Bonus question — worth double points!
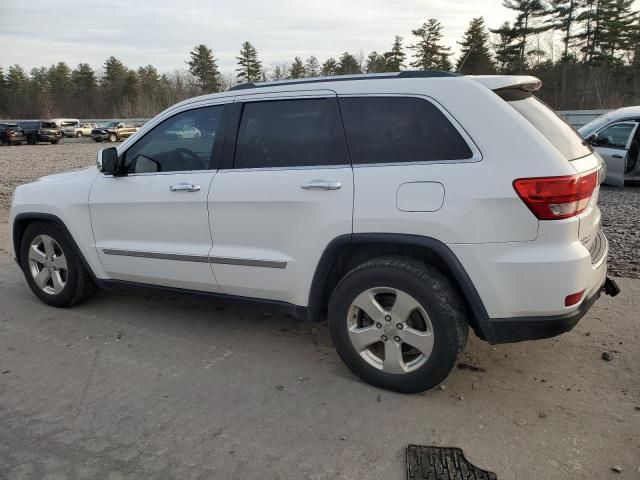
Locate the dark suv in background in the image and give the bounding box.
[0,123,27,145]
[19,121,62,144]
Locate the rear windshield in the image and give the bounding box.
[497,89,592,160]
[41,122,57,128]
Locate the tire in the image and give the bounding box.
[108,133,117,142]
[76,131,83,138]
[28,135,36,145]
[51,140,59,145]
[20,222,97,308]
[328,257,468,393]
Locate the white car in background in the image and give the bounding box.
[579,106,640,186]
[165,125,202,140]
[9,72,620,393]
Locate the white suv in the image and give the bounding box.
[9,72,619,393]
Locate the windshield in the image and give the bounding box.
[497,89,592,161]
[578,114,614,138]
[104,121,119,128]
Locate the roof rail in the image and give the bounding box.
[229,70,458,91]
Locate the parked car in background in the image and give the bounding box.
[49,118,80,131]
[0,123,27,145]
[19,120,62,144]
[91,121,138,142]
[579,106,640,186]
[165,125,202,139]
[63,122,99,138]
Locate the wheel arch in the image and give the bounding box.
[308,233,494,342]
[12,213,98,281]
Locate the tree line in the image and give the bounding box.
[1,0,638,120]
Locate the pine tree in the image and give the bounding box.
[576,0,603,64]
[102,56,127,87]
[6,65,28,116]
[384,36,407,71]
[409,19,452,71]
[547,0,582,61]
[270,64,289,81]
[187,44,221,93]
[72,63,97,117]
[456,17,495,74]
[502,0,549,72]
[336,52,362,74]
[365,52,388,73]
[236,41,262,83]
[597,0,637,62]
[289,57,306,79]
[0,67,7,116]
[305,56,320,77]
[137,65,161,91]
[492,22,521,73]
[321,57,338,76]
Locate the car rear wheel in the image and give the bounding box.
[328,257,468,393]
[20,222,97,308]
[27,135,36,145]
[51,140,59,144]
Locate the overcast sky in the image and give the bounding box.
[0,0,635,74]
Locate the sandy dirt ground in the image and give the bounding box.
[0,141,639,479]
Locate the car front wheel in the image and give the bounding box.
[108,133,117,142]
[328,257,468,393]
[20,222,97,307]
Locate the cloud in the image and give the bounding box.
[0,0,588,73]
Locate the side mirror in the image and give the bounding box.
[98,147,119,174]
[587,133,598,145]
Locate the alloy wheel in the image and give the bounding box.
[28,235,68,295]
[347,287,434,374]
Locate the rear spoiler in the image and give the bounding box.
[469,75,542,92]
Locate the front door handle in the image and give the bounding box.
[611,154,624,159]
[170,183,201,192]
[301,180,342,190]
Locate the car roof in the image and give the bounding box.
[168,72,543,113]
[605,106,640,120]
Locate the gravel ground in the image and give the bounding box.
[0,140,639,278]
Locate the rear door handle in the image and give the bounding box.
[170,183,201,192]
[611,154,624,159]
[301,180,342,190]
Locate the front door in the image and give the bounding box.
[89,103,227,292]
[593,121,639,186]
[208,92,354,306]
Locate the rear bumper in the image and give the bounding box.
[486,277,615,343]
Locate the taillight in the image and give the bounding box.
[513,170,598,220]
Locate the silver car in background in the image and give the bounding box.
[579,106,640,186]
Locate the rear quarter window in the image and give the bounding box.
[339,96,473,165]
[497,89,592,161]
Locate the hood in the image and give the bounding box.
[36,166,95,183]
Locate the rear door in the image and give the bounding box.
[208,92,353,305]
[592,121,639,186]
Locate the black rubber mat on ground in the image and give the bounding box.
[407,445,497,480]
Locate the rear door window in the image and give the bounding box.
[497,89,592,160]
[234,98,349,169]
[339,96,473,164]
